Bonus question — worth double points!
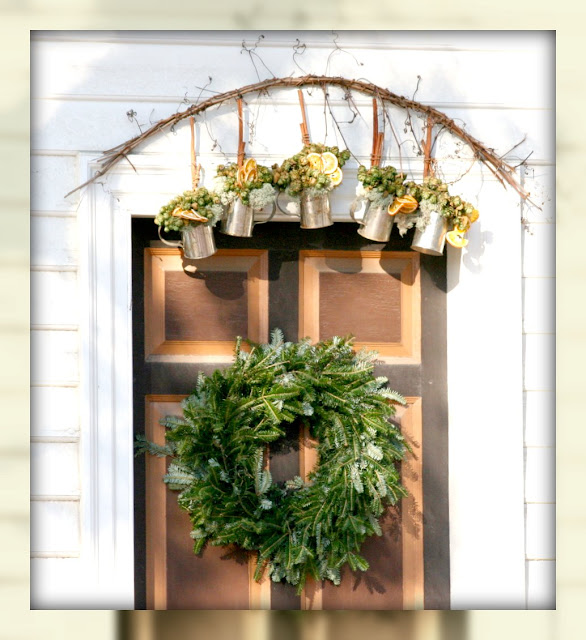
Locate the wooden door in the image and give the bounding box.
[132,220,449,610]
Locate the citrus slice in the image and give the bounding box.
[171,206,184,218]
[468,209,479,224]
[244,167,258,183]
[307,152,324,172]
[328,167,343,186]
[446,228,468,248]
[180,208,209,223]
[394,195,418,214]
[237,167,247,185]
[244,158,257,174]
[321,151,338,175]
[387,200,404,216]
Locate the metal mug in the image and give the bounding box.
[220,198,276,238]
[276,191,333,229]
[158,222,217,259]
[411,210,448,256]
[350,198,394,242]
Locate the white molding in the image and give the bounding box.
[78,154,135,608]
[446,175,526,608]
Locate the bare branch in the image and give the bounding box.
[65,74,530,201]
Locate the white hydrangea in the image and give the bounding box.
[395,201,432,237]
[248,183,277,210]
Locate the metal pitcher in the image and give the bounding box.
[220,198,276,238]
[411,210,448,256]
[277,191,333,229]
[158,222,217,259]
[350,198,394,242]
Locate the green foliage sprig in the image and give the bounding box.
[155,188,223,232]
[273,143,351,197]
[137,329,408,593]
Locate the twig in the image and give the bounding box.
[65,74,531,200]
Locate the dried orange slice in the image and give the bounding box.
[468,209,479,224]
[307,152,324,172]
[180,208,209,223]
[387,200,404,216]
[171,206,184,218]
[328,167,343,186]
[394,195,418,214]
[244,158,257,174]
[237,166,247,185]
[321,151,338,175]
[245,167,258,183]
[446,227,468,248]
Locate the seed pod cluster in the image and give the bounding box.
[272,144,351,197]
[215,162,274,205]
[402,176,479,229]
[357,165,406,198]
[155,188,221,233]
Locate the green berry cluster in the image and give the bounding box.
[357,165,406,198]
[215,162,274,205]
[272,144,350,197]
[155,188,221,233]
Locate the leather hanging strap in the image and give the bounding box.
[237,98,246,168]
[370,99,384,167]
[423,114,434,178]
[298,89,310,145]
[190,117,200,188]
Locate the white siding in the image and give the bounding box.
[522,167,556,609]
[30,31,554,609]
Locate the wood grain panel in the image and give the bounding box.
[164,270,248,341]
[145,249,268,358]
[299,250,420,364]
[319,272,401,343]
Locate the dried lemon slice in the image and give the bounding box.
[394,195,418,214]
[328,167,343,186]
[446,227,468,248]
[321,151,338,175]
[307,152,324,172]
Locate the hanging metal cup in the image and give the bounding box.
[220,198,276,238]
[350,198,394,242]
[411,210,448,256]
[276,191,333,229]
[158,222,217,259]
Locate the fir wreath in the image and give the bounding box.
[137,329,409,593]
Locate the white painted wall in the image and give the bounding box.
[30,30,554,609]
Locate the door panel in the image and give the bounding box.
[133,220,449,610]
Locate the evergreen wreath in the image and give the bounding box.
[136,329,409,593]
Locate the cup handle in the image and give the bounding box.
[252,200,277,227]
[276,191,301,218]
[349,197,364,224]
[158,225,183,248]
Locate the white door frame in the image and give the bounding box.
[77,152,526,609]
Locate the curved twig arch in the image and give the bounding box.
[66,74,529,200]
